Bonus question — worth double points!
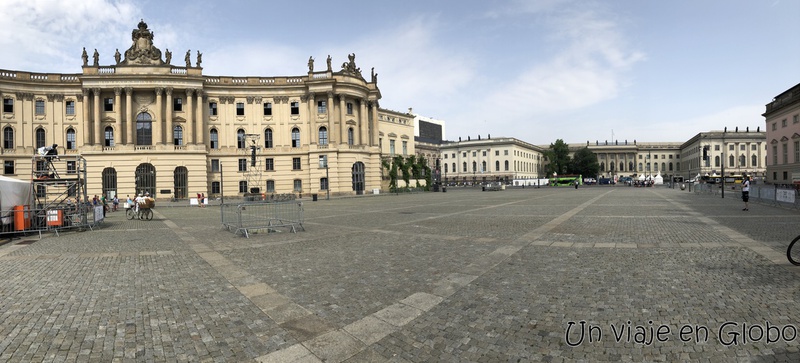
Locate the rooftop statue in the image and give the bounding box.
[340,53,363,78]
[122,20,164,65]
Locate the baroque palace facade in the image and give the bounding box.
[0,21,414,200]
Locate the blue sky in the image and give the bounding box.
[2,0,798,145]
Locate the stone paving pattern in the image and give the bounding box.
[1,186,800,362]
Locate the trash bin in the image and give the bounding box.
[312,194,318,201]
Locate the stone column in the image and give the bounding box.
[195,90,204,144]
[339,95,346,145]
[186,89,194,145]
[370,101,379,147]
[93,88,101,146]
[165,87,173,146]
[359,98,368,145]
[125,87,133,145]
[81,90,90,146]
[326,91,334,144]
[306,93,315,145]
[113,88,121,146]
[154,88,163,145]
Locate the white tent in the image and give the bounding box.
[0,176,32,224]
[654,173,664,185]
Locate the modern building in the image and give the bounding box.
[0,20,413,200]
[411,110,446,180]
[440,136,544,185]
[763,82,800,186]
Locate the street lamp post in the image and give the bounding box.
[326,155,330,200]
[721,128,726,199]
[219,162,224,204]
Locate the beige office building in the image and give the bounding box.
[0,21,412,200]
[440,136,544,184]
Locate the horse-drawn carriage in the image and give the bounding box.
[126,197,155,220]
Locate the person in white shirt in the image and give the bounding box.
[741,175,750,211]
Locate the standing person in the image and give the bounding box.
[112,196,119,212]
[197,193,202,207]
[574,179,579,189]
[200,193,206,208]
[742,174,750,211]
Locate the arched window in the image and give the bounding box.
[173,166,188,199]
[462,162,467,172]
[173,125,183,146]
[504,160,509,171]
[66,128,76,150]
[600,162,605,172]
[209,129,218,149]
[751,154,757,167]
[661,162,665,172]
[715,156,720,167]
[444,164,448,173]
[101,167,117,199]
[638,162,643,172]
[471,161,477,172]
[669,162,673,171]
[264,128,273,148]
[291,128,300,148]
[135,163,156,196]
[495,160,500,171]
[237,129,245,149]
[136,113,152,145]
[629,162,634,171]
[347,127,354,145]
[104,126,114,147]
[482,161,487,172]
[318,127,328,146]
[35,128,46,148]
[729,155,735,167]
[739,155,746,167]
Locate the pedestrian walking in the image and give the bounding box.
[200,193,206,208]
[742,174,750,211]
[112,196,119,212]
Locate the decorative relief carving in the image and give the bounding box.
[246,96,255,104]
[165,87,173,96]
[114,87,122,96]
[254,96,262,104]
[300,95,309,102]
[124,87,133,95]
[123,20,164,66]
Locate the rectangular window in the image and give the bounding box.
[209,102,217,116]
[320,177,328,190]
[495,150,499,156]
[728,145,734,151]
[104,98,113,112]
[317,100,326,114]
[263,102,272,116]
[292,157,301,170]
[236,102,245,116]
[239,181,248,193]
[238,158,247,172]
[772,122,777,131]
[266,180,275,192]
[211,181,220,194]
[293,179,302,192]
[773,145,778,165]
[66,131,76,149]
[346,102,353,115]
[2,98,12,113]
[782,119,787,127]
[504,150,508,156]
[3,160,13,175]
[66,100,75,115]
[319,155,327,168]
[482,151,487,156]
[794,114,799,124]
[795,141,799,163]
[173,97,183,112]
[402,141,408,155]
[389,140,395,155]
[211,159,220,173]
[444,154,448,159]
[291,102,299,115]
[784,171,789,180]
[472,151,476,157]
[66,161,76,174]
[35,100,45,115]
[739,144,745,151]
[783,143,788,164]
[265,158,274,171]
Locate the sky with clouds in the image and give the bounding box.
[1,0,798,145]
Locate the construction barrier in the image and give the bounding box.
[0,203,97,237]
[221,201,304,238]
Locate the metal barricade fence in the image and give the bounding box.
[692,183,800,209]
[0,203,97,238]
[221,201,304,237]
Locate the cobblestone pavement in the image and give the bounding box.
[2,186,800,362]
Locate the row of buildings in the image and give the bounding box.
[1,21,798,201]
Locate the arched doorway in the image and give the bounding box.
[135,163,156,196]
[173,166,188,199]
[352,161,365,195]
[102,167,117,199]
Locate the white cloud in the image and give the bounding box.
[0,0,138,72]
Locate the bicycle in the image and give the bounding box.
[125,206,153,221]
[787,235,800,265]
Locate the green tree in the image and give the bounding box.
[544,139,571,176]
[570,147,599,178]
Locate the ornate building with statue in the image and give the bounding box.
[0,21,414,200]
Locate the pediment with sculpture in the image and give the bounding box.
[123,20,164,66]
